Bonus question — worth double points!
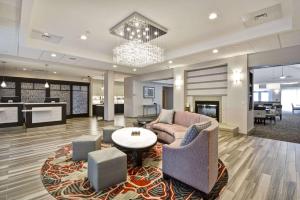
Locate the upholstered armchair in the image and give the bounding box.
[162,120,219,194]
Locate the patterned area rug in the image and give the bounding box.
[41,143,228,200]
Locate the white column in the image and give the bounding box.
[226,55,253,134]
[173,68,185,111]
[104,71,114,121]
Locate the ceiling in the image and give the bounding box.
[0,0,300,76]
[253,64,300,84]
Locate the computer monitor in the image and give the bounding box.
[44,97,60,103]
[1,96,21,103]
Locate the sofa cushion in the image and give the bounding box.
[174,111,201,127]
[158,109,174,124]
[180,121,211,146]
[152,123,186,135]
[174,131,186,139]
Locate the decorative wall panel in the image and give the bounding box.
[0,81,16,98]
[21,82,45,103]
[50,90,71,115]
[186,65,228,96]
[21,82,33,89]
[72,85,88,114]
[21,89,46,103]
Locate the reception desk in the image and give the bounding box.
[0,103,23,128]
[23,103,66,128]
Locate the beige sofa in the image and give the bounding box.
[147,111,219,194]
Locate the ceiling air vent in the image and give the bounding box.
[242,4,282,28]
[30,29,63,44]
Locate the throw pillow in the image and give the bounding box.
[180,121,211,146]
[158,109,174,124]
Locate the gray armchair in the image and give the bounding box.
[162,120,218,194]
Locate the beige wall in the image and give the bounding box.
[91,79,124,96]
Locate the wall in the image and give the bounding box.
[182,56,251,133]
[91,79,124,96]
[124,69,173,117]
[124,56,253,134]
[248,45,300,67]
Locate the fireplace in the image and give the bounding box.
[195,101,219,121]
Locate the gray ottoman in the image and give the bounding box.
[88,147,127,192]
[103,126,123,143]
[72,135,101,161]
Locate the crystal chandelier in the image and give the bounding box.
[113,40,164,67]
[111,12,167,67]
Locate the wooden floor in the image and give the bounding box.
[0,116,299,200]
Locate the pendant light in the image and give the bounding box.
[279,66,286,79]
[44,64,49,88]
[1,61,7,88]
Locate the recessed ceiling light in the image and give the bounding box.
[129,35,133,39]
[137,34,141,38]
[146,35,150,39]
[126,27,131,32]
[212,49,219,54]
[51,53,57,57]
[142,32,146,36]
[135,22,139,27]
[131,32,135,35]
[145,27,149,31]
[154,31,158,36]
[119,32,124,36]
[136,29,140,33]
[80,34,87,40]
[209,12,218,20]
[113,65,117,68]
[133,68,137,72]
[168,60,173,64]
[53,71,57,74]
[23,68,27,71]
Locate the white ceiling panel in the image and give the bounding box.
[59,55,80,65]
[18,46,42,59]
[40,51,65,62]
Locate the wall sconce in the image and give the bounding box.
[232,69,242,84]
[174,76,183,89]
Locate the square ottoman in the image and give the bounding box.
[72,135,101,161]
[88,147,127,192]
[103,126,123,143]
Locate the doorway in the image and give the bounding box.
[250,64,300,144]
[162,86,173,110]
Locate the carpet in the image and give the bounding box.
[250,112,300,144]
[41,143,228,200]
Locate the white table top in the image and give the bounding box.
[111,127,157,149]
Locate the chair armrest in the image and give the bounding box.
[145,116,160,129]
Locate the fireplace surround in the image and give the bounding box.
[195,101,219,121]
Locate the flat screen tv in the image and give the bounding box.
[1,96,21,103]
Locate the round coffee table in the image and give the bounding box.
[111,127,157,166]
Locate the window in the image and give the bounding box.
[253,92,259,102]
[261,92,269,101]
[281,87,300,111]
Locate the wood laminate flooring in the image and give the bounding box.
[0,116,299,200]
